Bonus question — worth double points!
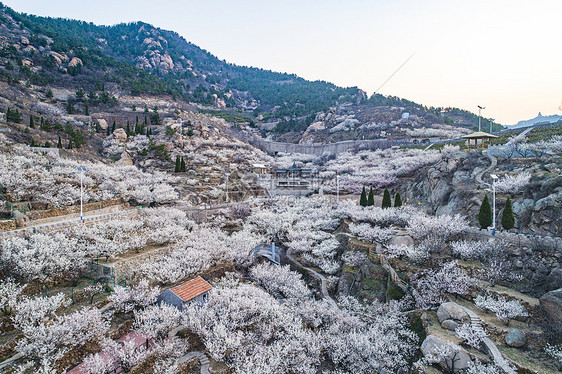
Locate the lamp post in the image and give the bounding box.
[478,105,485,132]
[336,174,340,208]
[73,166,87,221]
[491,174,498,236]
[225,172,230,205]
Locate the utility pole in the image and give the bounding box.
[73,167,87,221]
[336,174,340,208]
[225,172,230,205]
[478,105,485,132]
[491,174,498,236]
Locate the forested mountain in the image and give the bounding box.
[0,3,360,120]
[0,2,499,140]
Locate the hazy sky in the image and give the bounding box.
[5,0,562,125]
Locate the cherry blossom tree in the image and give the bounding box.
[134,303,182,341]
[250,263,311,299]
[109,279,160,313]
[474,294,528,325]
[455,323,486,349]
[413,261,472,308]
[0,278,26,319]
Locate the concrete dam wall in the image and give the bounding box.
[254,139,408,156]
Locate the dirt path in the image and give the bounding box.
[284,251,338,308]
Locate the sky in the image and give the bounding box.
[4,0,562,126]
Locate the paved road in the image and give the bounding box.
[475,151,498,188]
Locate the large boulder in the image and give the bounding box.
[116,151,133,166]
[388,233,414,247]
[545,267,562,292]
[539,288,562,325]
[112,128,128,143]
[505,328,527,348]
[421,335,472,372]
[97,119,108,131]
[441,319,460,331]
[437,302,469,325]
[68,57,83,68]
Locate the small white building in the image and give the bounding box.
[252,163,268,175]
[402,112,410,119]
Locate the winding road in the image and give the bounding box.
[475,151,498,188]
[284,251,338,308]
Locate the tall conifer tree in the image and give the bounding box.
[501,196,515,230]
[367,186,375,206]
[394,192,402,207]
[382,188,392,209]
[478,194,492,229]
[180,156,186,172]
[360,186,368,207]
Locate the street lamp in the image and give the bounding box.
[72,166,87,221]
[224,173,230,204]
[491,174,498,236]
[478,105,485,132]
[336,174,340,208]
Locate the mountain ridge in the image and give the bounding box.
[0,2,500,142]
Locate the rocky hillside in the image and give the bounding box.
[0,3,360,120]
[402,143,562,237]
[0,3,501,144]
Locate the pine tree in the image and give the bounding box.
[367,186,374,206]
[30,138,35,147]
[502,196,515,230]
[394,192,402,207]
[84,100,89,115]
[66,99,73,114]
[180,156,186,172]
[478,194,492,229]
[44,141,51,148]
[57,136,62,149]
[126,121,131,136]
[106,124,110,136]
[40,116,44,126]
[382,188,392,209]
[29,114,34,128]
[111,121,116,133]
[175,156,181,172]
[360,186,368,207]
[67,138,73,150]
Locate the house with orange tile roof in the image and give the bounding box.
[157,276,212,311]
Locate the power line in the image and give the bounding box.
[373,51,417,95]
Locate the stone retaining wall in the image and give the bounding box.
[0,220,16,232]
[26,198,123,221]
[253,139,408,156]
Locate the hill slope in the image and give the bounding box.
[0,2,500,143]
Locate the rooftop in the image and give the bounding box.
[461,131,498,139]
[170,276,213,302]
